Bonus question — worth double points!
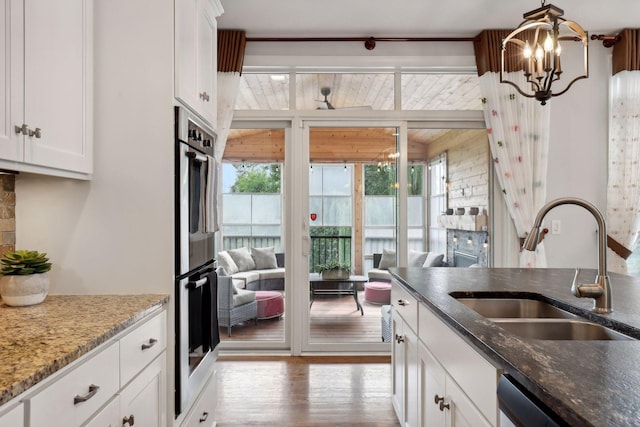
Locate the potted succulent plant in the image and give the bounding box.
[0,250,52,307]
[316,259,351,280]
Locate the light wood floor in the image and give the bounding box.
[219,292,388,343]
[216,356,400,427]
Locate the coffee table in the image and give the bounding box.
[309,273,367,315]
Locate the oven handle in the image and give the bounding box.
[186,151,208,163]
[187,277,208,290]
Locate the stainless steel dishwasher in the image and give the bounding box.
[497,375,567,427]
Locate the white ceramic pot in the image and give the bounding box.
[0,273,49,307]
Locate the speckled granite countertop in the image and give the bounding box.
[390,267,640,427]
[0,294,169,406]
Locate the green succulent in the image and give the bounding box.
[0,250,52,275]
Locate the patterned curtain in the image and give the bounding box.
[474,30,551,267]
[606,29,640,274]
[216,30,246,161]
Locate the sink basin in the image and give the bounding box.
[456,297,577,319]
[493,319,634,341]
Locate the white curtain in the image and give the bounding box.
[479,72,551,267]
[215,71,242,161]
[606,70,640,274]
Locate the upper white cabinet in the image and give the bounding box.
[0,0,93,178]
[175,0,223,130]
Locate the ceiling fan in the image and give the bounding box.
[316,87,372,110]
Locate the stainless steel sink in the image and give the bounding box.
[456,298,578,319]
[493,319,634,341]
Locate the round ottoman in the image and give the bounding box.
[364,282,391,305]
[254,291,285,319]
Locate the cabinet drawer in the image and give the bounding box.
[391,281,418,333]
[84,395,120,427]
[120,310,167,386]
[419,304,499,426]
[181,370,217,427]
[29,342,120,427]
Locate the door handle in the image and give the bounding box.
[187,277,208,290]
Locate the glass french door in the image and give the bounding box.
[293,121,404,353]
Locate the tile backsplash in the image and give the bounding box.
[0,174,16,256]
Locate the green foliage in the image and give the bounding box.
[1,250,52,275]
[231,164,281,193]
[315,259,351,273]
[364,164,423,196]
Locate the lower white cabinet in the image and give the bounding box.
[180,369,217,427]
[391,281,499,427]
[0,403,23,427]
[8,308,168,427]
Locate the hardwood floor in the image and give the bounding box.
[216,356,401,426]
[219,292,388,343]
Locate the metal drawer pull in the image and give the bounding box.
[439,401,450,411]
[434,394,444,404]
[14,124,28,135]
[199,411,209,422]
[73,384,100,404]
[141,338,158,350]
[122,414,135,426]
[29,127,42,138]
[397,299,409,306]
[395,334,404,343]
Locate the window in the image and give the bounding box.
[221,163,282,251]
[428,154,447,257]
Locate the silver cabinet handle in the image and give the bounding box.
[14,124,28,135]
[397,299,409,306]
[199,91,210,102]
[199,412,209,423]
[439,401,450,411]
[122,414,135,426]
[395,333,404,343]
[141,338,158,350]
[29,127,42,138]
[434,394,445,404]
[73,384,100,404]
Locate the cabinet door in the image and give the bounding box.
[120,352,166,427]
[84,396,120,427]
[196,1,216,127]
[175,0,199,110]
[419,342,446,426]
[447,379,491,427]
[2,0,22,161]
[0,403,23,427]
[404,325,419,427]
[22,0,92,173]
[391,314,405,424]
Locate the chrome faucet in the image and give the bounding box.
[523,197,612,313]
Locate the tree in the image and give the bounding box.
[364,164,422,196]
[231,164,281,193]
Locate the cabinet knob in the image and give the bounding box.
[199,91,210,102]
[434,394,444,404]
[199,411,209,423]
[29,127,42,138]
[439,401,450,411]
[395,333,404,343]
[397,299,409,306]
[14,124,28,135]
[122,414,135,426]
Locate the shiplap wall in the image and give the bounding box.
[426,129,489,214]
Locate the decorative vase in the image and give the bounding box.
[321,268,349,280]
[0,273,49,307]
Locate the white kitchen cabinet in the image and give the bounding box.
[0,0,93,178]
[0,403,23,427]
[391,280,500,427]
[419,342,492,427]
[175,0,223,129]
[180,370,217,427]
[12,307,168,427]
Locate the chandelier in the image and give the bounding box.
[500,2,589,105]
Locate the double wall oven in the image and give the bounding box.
[174,106,219,417]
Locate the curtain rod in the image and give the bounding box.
[245,36,478,50]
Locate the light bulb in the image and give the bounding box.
[523,41,532,59]
[543,33,554,52]
[535,44,544,60]
[556,41,562,55]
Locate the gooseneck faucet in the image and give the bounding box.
[523,197,612,314]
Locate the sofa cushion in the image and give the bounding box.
[231,271,260,286]
[256,268,285,281]
[251,246,278,270]
[424,252,444,267]
[378,249,396,270]
[228,247,256,272]
[408,250,429,267]
[217,251,239,275]
[368,268,392,282]
[233,289,256,307]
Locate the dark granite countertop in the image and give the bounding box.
[0,294,169,407]
[390,267,640,427]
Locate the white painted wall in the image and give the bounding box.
[15,0,175,295]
